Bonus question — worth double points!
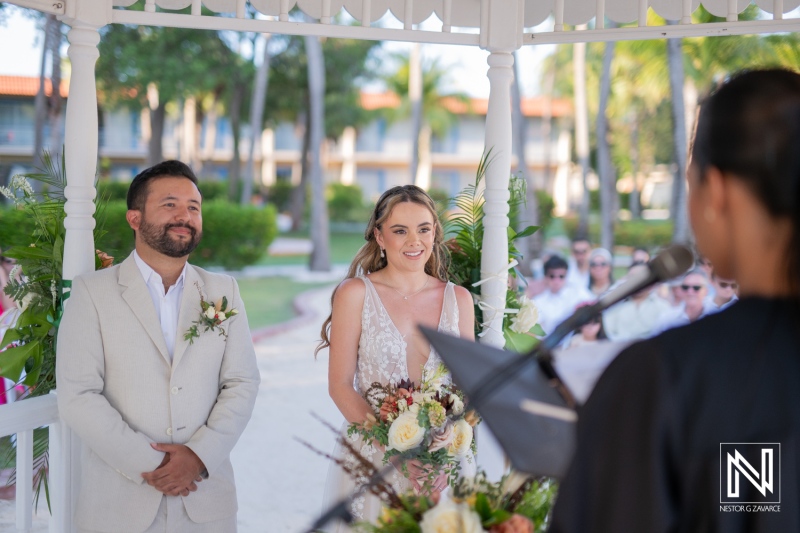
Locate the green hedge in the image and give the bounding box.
[562,217,674,248]
[0,200,278,271]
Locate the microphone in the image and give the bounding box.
[469,245,693,409]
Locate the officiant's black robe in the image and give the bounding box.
[550,298,800,533]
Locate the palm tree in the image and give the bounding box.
[305,34,331,272]
[242,33,272,206]
[596,32,617,252]
[383,52,470,189]
[511,52,541,274]
[572,34,591,237]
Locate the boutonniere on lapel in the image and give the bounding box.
[184,282,238,344]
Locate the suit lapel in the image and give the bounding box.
[118,255,171,365]
[172,264,204,371]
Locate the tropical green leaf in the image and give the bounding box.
[504,330,539,353]
[0,342,39,383]
[513,225,540,240]
[2,246,53,260]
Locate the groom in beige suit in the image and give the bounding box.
[57,160,260,532]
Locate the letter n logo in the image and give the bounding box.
[720,443,780,504]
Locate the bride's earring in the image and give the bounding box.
[380,248,385,258]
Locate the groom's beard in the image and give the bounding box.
[138,218,202,258]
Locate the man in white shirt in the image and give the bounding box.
[652,269,715,335]
[566,237,591,291]
[534,255,594,336]
[602,263,673,341]
[57,161,260,532]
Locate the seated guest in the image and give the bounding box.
[587,248,614,297]
[567,303,607,348]
[652,268,714,334]
[707,272,738,312]
[602,263,672,341]
[534,255,593,336]
[566,237,591,291]
[631,246,650,266]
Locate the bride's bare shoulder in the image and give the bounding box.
[332,277,367,308]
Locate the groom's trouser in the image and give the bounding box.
[78,495,237,533]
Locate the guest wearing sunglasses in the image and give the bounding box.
[534,255,593,337]
[566,237,592,291]
[652,269,713,334]
[707,273,738,312]
[631,247,650,266]
[587,248,614,297]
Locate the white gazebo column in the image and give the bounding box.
[61,1,109,281]
[57,4,109,532]
[477,0,524,481]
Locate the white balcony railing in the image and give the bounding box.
[0,394,75,533]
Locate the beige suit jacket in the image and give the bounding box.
[56,254,260,533]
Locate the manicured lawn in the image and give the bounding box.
[256,232,366,266]
[236,277,333,330]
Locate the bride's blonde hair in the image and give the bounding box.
[315,185,449,355]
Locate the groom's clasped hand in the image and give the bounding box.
[142,443,207,497]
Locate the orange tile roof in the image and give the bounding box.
[361,91,572,118]
[0,75,69,98]
[0,75,572,117]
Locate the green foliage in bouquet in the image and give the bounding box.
[443,151,543,351]
[355,471,559,533]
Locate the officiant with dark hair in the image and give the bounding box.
[550,69,800,532]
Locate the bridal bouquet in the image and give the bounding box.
[348,365,480,490]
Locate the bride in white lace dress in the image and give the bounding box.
[316,185,475,532]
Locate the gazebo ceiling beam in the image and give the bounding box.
[524,17,800,45]
[111,10,480,45]
[111,10,800,48]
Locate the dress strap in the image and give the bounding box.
[440,281,460,335]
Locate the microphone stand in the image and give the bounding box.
[469,302,604,411]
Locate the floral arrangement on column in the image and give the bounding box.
[443,153,545,353]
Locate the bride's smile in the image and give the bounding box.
[374,201,435,271]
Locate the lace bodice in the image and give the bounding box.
[355,276,460,394]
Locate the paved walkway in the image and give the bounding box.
[233,284,342,532]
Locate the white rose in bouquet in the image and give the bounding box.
[387,411,426,452]
[419,497,483,533]
[205,306,218,320]
[510,296,540,334]
[449,394,464,416]
[447,419,474,457]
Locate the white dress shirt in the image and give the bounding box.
[533,284,595,337]
[651,300,716,335]
[602,291,673,341]
[566,257,590,292]
[133,250,187,360]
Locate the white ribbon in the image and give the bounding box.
[471,259,520,337]
[475,299,518,338]
[471,259,519,288]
